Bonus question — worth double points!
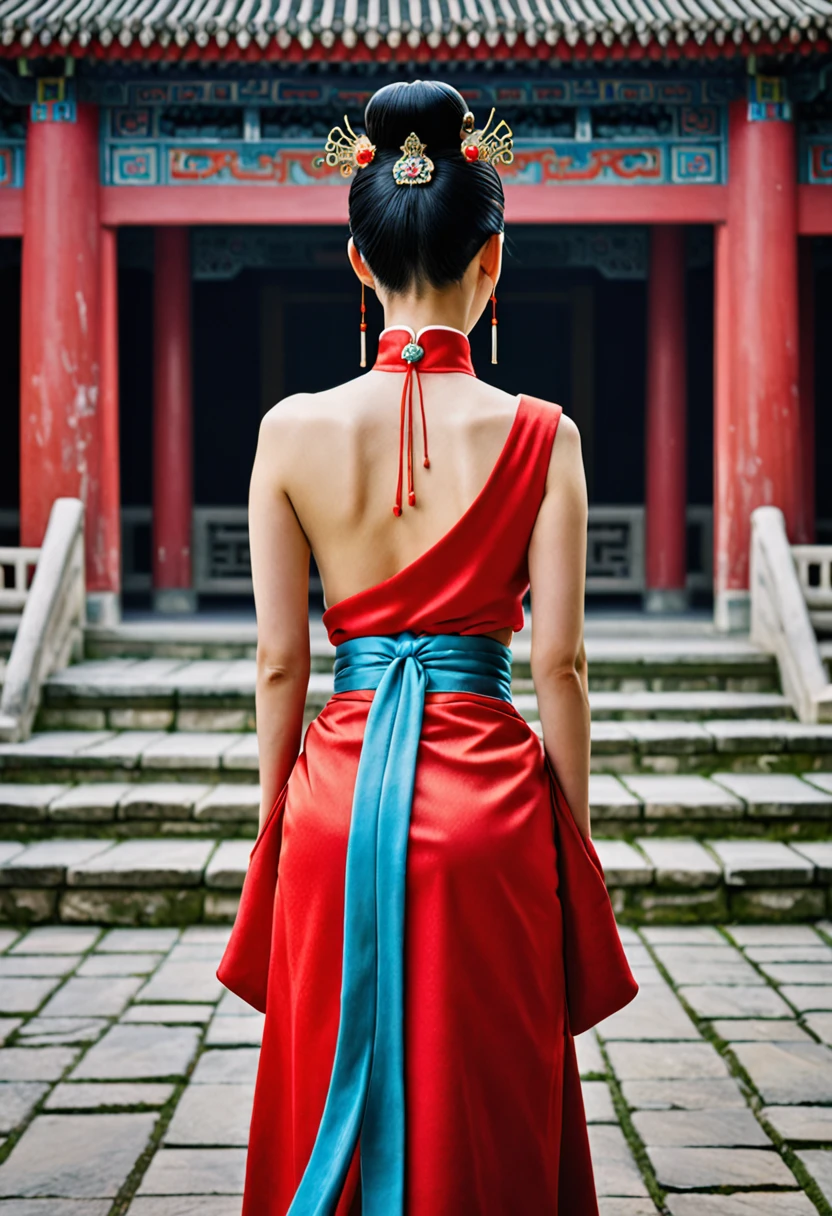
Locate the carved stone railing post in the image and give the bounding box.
[750,506,832,724]
[0,499,86,743]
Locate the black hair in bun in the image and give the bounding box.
[348,79,506,295]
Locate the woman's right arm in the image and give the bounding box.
[248,404,312,834]
[527,413,591,839]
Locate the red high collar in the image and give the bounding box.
[370,325,476,517]
[373,325,477,377]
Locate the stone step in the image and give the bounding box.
[38,664,792,731]
[2,720,831,789]
[4,773,832,841]
[2,834,832,927]
[82,622,779,691]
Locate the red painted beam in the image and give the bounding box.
[0,190,23,237]
[505,184,727,224]
[101,183,727,227]
[798,185,832,236]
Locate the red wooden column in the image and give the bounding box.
[797,238,816,544]
[20,104,108,605]
[152,227,195,613]
[98,226,121,621]
[644,225,688,612]
[714,100,800,631]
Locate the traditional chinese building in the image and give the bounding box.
[0,4,830,625]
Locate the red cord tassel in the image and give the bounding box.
[393,363,430,516]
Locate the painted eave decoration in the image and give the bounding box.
[1,0,832,58]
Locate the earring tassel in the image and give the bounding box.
[490,291,498,365]
[360,324,367,368]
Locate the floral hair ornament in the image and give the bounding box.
[313,115,376,177]
[460,108,514,167]
[392,132,435,186]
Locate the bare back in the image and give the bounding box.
[264,370,523,612]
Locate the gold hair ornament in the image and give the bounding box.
[313,115,376,177]
[460,108,514,167]
[392,132,435,186]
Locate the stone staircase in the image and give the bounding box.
[1,615,832,927]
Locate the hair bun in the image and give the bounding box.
[364,80,468,154]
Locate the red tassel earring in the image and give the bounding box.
[490,289,498,365]
[359,281,367,368]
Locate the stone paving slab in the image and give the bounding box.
[136,1148,247,1196]
[18,1016,109,1045]
[632,1107,771,1148]
[9,928,100,954]
[647,1145,796,1188]
[667,1196,816,1215]
[732,1040,832,1104]
[46,1081,175,1109]
[763,1105,832,1143]
[97,929,180,953]
[0,979,63,1014]
[163,1084,254,1146]
[0,1112,156,1198]
[71,1024,201,1080]
[780,986,832,1012]
[712,1019,811,1042]
[587,1125,650,1198]
[0,1083,49,1134]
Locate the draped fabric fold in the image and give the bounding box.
[288,632,513,1216]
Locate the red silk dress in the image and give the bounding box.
[220,324,637,1216]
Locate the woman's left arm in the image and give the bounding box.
[248,405,312,834]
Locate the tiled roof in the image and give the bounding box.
[1,0,830,52]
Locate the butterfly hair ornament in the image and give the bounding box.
[313,114,376,177]
[459,108,515,167]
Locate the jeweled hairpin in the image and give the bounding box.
[392,132,435,186]
[460,108,514,167]
[314,115,376,178]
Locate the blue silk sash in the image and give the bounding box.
[287,631,513,1216]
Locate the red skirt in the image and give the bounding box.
[241,690,598,1215]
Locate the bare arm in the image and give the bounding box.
[527,413,591,839]
[248,405,312,833]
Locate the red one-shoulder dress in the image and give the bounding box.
[218,324,637,1216]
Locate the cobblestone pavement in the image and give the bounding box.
[3,924,832,1213]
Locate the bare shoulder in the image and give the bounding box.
[547,411,585,494]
